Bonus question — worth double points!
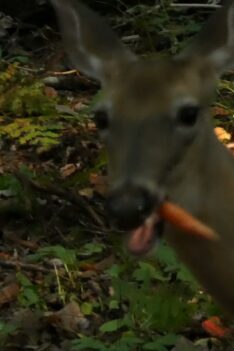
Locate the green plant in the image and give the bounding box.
[0,82,56,116]
[0,117,62,150]
[27,245,77,266]
[0,321,18,347]
[156,241,199,290]
[17,272,42,308]
[79,242,106,257]
[106,259,196,333]
[71,332,180,351]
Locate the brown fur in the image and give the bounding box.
[51,0,234,315]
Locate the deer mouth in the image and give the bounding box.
[127,212,164,255]
[126,201,218,255]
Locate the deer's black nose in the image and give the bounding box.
[107,185,155,230]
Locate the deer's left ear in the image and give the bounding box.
[208,3,234,74]
[179,1,234,76]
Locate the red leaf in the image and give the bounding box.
[202,316,231,338]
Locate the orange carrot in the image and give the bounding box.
[159,201,219,241]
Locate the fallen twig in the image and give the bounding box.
[49,69,78,76]
[6,232,39,250]
[170,3,221,9]
[122,35,140,43]
[0,259,52,273]
[15,171,106,228]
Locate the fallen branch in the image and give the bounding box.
[49,69,78,76]
[0,259,52,274]
[170,3,221,9]
[15,171,106,228]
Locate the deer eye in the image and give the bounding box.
[177,105,200,127]
[93,110,109,130]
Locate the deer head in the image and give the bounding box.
[51,0,233,232]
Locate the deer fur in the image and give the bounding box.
[51,0,234,315]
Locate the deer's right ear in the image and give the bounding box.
[51,0,136,85]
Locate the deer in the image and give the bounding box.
[50,0,234,315]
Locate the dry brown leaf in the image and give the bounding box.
[79,187,94,198]
[89,173,108,196]
[0,282,20,306]
[87,121,97,131]
[46,302,89,332]
[7,234,39,250]
[79,255,115,273]
[60,163,77,178]
[95,255,115,271]
[56,104,77,115]
[0,252,11,260]
[12,309,43,335]
[43,86,58,98]
[73,101,87,112]
[79,262,99,272]
[212,106,229,117]
[79,270,97,279]
[214,127,231,142]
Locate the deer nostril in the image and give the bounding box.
[107,186,155,230]
[137,203,144,212]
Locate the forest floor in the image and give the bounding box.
[0,2,234,351]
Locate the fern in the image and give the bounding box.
[0,117,62,150]
[0,82,56,116]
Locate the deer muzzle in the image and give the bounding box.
[107,184,164,254]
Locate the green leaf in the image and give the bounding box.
[81,302,93,315]
[0,321,18,346]
[16,272,32,287]
[144,344,167,351]
[106,264,123,278]
[72,337,107,351]
[156,241,198,288]
[109,299,119,310]
[11,56,29,63]
[0,174,22,194]
[156,241,179,272]
[80,242,105,256]
[144,334,178,350]
[110,334,143,351]
[100,319,124,333]
[0,321,17,335]
[133,262,167,284]
[27,245,76,265]
[17,273,41,308]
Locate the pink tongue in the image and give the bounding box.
[127,215,157,255]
